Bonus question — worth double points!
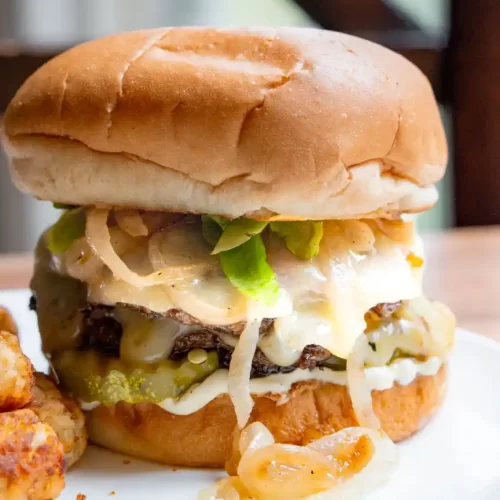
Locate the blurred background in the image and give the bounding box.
[0,0,496,253]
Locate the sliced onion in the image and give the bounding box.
[63,237,104,282]
[115,209,148,237]
[209,423,398,500]
[86,208,209,288]
[228,315,261,428]
[372,219,415,245]
[239,422,275,456]
[109,226,141,256]
[306,428,398,500]
[238,444,338,499]
[147,230,215,280]
[148,228,247,325]
[403,297,456,358]
[119,314,183,363]
[323,220,375,254]
[346,334,381,429]
[364,319,430,366]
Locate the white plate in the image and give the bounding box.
[1,288,500,499]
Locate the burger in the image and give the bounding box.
[1,27,455,468]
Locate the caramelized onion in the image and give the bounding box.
[148,228,247,325]
[63,237,104,282]
[86,208,209,288]
[201,422,398,500]
[323,220,375,254]
[372,219,415,245]
[306,427,398,499]
[239,421,274,456]
[238,444,337,498]
[228,315,261,428]
[402,297,456,358]
[346,334,381,429]
[115,209,148,237]
[364,318,430,365]
[147,230,215,280]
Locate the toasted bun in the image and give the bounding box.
[85,366,447,467]
[2,28,446,219]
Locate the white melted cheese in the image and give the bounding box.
[79,356,443,414]
[83,220,423,362]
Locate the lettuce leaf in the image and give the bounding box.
[201,216,279,305]
[201,215,223,246]
[53,202,78,210]
[47,208,86,254]
[270,221,323,260]
[211,218,268,254]
[219,235,279,305]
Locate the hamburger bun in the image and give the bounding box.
[86,366,447,468]
[2,27,446,220]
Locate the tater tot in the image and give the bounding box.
[0,409,65,500]
[27,373,88,468]
[0,331,34,411]
[0,308,17,336]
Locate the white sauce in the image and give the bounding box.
[79,357,443,414]
[82,220,424,362]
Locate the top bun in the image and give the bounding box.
[2,27,447,220]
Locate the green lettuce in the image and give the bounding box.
[201,215,223,247]
[201,216,279,305]
[47,208,86,254]
[211,218,268,254]
[270,221,323,260]
[219,235,279,305]
[53,202,78,210]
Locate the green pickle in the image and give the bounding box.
[52,349,219,406]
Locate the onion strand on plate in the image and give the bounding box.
[199,422,398,500]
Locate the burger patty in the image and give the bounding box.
[116,302,274,336]
[78,306,333,377]
[169,330,334,376]
[30,297,400,377]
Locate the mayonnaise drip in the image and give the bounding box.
[79,357,444,414]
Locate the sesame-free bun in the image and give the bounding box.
[2,28,446,220]
[85,367,447,468]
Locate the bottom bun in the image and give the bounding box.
[86,366,447,468]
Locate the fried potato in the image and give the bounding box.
[27,373,88,468]
[0,409,65,500]
[0,307,17,336]
[0,331,34,411]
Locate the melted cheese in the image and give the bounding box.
[79,356,444,414]
[80,221,422,361]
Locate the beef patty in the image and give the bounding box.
[30,297,400,377]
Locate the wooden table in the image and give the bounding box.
[0,227,498,341]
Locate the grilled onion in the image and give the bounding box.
[346,334,381,429]
[115,209,148,237]
[201,422,398,499]
[228,316,261,428]
[148,225,247,325]
[86,208,211,288]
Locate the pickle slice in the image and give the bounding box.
[52,350,219,405]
